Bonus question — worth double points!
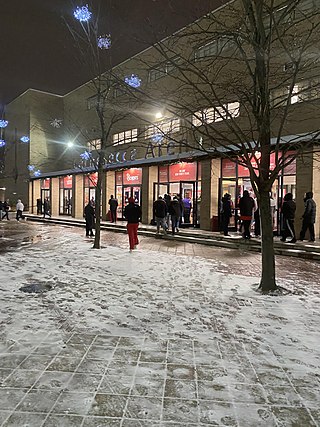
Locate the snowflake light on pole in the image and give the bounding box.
[97,34,111,49]
[124,74,141,88]
[34,170,41,177]
[80,151,91,161]
[27,165,35,172]
[50,119,63,128]
[20,136,30,143]
[0,139,5,148]
[0,120,8,128]
[73,5,92,22]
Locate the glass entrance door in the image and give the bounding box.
[221,178,237,229]
[180,182,195,226]
[124,186,141,205]
[60,189,72,216]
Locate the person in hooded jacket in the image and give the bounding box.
[153,196,168,234]
[280,193,296,243]
[124,197,142,250]
[239,190,255,239]
[169,196,182,235]
[299,191,317,242]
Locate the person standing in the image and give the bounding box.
[163,194,171,229]
[0,200,3,221]
[153,196,168,235]
[169,196,182,235]
[2,200,10,220]
[299,191,316,242]
[182,195,192,224]
[36,198,42,215]
[43,198,51,218]
[220,193,233,236]
[108,195,118,223]
[280,193,296,243]
[239,190,255,239]
[16,199,24,221]
[84,201,95,237]
[124,197,142,251]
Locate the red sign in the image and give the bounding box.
[169,162,197,182]
[116,171,123,185]
[159,166,169,183]
[221,159,236,177]
[238,153,277,177]
[41,178,50,189]
[85,173,98,187]
[123,168,142,185]
[63,175,73,188]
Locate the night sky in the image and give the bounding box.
[0,0,221,108]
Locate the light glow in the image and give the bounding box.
[73,5,92,22]
[34,170,41,177]
[0,139,5,148]
[0,120,8,128]
[20,136,30,143]
[80,151,91,161]
[97,34,111,49]
[124,74,141,88]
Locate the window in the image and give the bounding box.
[194,37,236,61]
[271,79,320,106]
[192,102,240,126]
[112,128,138,145]
[87,139,101,151]
[148,57,183,82]
[145,118,180,139]
[270,0,319,26]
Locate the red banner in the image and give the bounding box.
[85,173,98,187]
[221,159,236,177]
[63,175,73,188]
[123,168,142,185]
[159,166,169,183]
[169,162,197,182]
[41,178,50,189]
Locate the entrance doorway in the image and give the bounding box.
[60,189,72,216]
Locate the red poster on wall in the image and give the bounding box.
[85,173,98,187]
[221,159,236,177]
[169,162,197,182]
[63,175,73,188]
[159,166,169,183]
[238,153,277,177]
[123,168,142,185]
[41,178,51,189]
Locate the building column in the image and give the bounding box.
[200,158,220,231]
[312,148,320,239]
[296,151,313,237]
[141,166,157,225]
[74,175,84,219]
[104,170,115,221]
[51,178,59,217]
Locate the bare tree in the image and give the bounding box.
[129,0,320,293]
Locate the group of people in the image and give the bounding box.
[36,198,51,218]
[220,190,317,242]
[153,194,185,236]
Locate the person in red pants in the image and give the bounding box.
[124,197,142,251]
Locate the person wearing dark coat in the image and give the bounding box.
[153,196,168,234]
[43,198,51,218]
[281,193,296,243]
[163,194,171,229]
[169,196,182,235]
[239,190,255,239]
[84,201,95,237]
[2,200,10,220]
[124,197,142,250]
[108,195,118,223]
[220,193,233,236]
[299,191,317,242]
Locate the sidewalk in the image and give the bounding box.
[24,214,320,261]
[0,224,319,426]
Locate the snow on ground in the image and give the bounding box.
[0,224,319,426]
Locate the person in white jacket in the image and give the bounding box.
[16,199,24,221]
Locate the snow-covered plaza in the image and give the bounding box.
[0,221,319,426]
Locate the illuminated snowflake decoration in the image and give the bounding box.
[97,34,112,49]
[50,118,63,128]
[34,170,41,177]
[151,133,163,143]
[124,74,141,88]
[0,120,8,128]
[80,151,92,161]
[20,135,30,143]
[0,139,5,148]
[73,5,92,22]
[27,165,35,171]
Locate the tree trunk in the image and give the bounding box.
[258,189,278,293]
